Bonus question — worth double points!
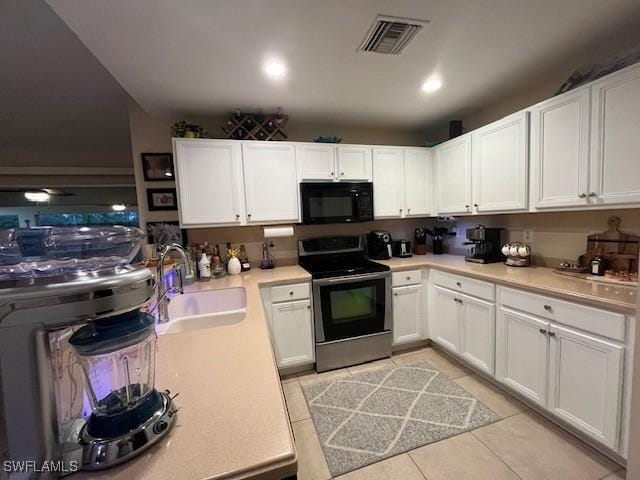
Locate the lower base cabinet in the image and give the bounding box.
[392,284,423,345]
[431,285,462,353]
[271,299,314,369]
[496,304,624,450]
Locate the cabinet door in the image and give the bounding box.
[435,134,472,215]
[496,307,549,406]
[337,145,372,181]
[173,139,244,226]
[297,144,335,181]
[590,64,640,205]
[530,88,591,209]
[242,142,299,223]
[548,324,623,449]
[472,111,529,213]
[271,299,314,368]
[404,148,433,217]
[431,286,461,353]
[460,294,495,375]
[392,284,422,345]
[372,147,404,218]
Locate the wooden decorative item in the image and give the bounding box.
[221,109,288,141]
[579,216,639,273]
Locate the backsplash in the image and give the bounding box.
[183,209,640,268]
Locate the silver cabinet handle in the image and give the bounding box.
[473,203,479,208]
[307,305,311,309]
[465,204,470,209]
[548,331,556,337]
[543,304,552,311]
[407,208,411,213]
[588,192,597,197]
[539,328,547,335]
[248,213,252,219]
[394,292,398,296]
[456,281,462,287]
[236,214,240,220]
[289,291,294,296]
[578,193,587,198]
[340,172,345,176]
[330,171,335,176]
[406,276,411,280]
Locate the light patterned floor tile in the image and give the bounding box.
[298,367,351,387]
[334,453,425,480]
[454,374,527,418]
[601,470,626,480]
[292,419,331,480]
[409,432,520,480]
[392,347,471,379]
[282,379,311,422]
[472,412,618,480]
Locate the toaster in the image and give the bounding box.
[392,240,413,258]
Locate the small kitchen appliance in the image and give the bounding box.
[0,226,176,474]
[426,227,455,255]
[464,225,506,264]
[300,182,374,224]
[298,236,392,372]
[366,231,393,260]
[502,242,531,267]
[392,240,412,258]
[414,227,427,255]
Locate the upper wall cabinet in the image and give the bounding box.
[530,87,591,210]
[173,139,245,227]
[435,134,472,215]
[372,147,405,218]
[404,148,433,217]
[336,145,372,181]
[589,63,640,206]
[472,111,529,213]
[296,144,336,181]
[242,142,300,224]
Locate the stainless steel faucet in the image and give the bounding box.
[155,243,194,323]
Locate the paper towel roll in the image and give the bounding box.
[263,226,294,238]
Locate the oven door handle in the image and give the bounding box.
[313,272,389,286]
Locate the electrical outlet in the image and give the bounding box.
[523,229,534,243]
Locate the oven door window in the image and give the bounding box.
[319,279,386,342]
[302,191,355,224]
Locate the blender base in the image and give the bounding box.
[79,390,177,470]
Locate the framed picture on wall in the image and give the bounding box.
[146,221,187,247]
[141,153,174,181]
[146,188,178,211]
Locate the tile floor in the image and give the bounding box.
[282,346,627,480]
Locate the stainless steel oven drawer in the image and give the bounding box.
[315,331,392,372]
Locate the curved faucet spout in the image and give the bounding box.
[156,243,194,323]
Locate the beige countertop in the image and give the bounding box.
[375,254,637,315]
[76,266,311,480]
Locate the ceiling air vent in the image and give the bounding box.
[358,15,429,55]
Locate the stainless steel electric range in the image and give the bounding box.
[298,235,392,372]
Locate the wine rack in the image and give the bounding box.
[221,110,288,141]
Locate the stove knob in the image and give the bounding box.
[153,420,169,434]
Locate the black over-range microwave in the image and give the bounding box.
[300,182,374,224]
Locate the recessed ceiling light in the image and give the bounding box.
[24,191,50,202]
[421,76,442,93]
[111,204,126,211]
[263,59,287,79]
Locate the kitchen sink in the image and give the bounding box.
[156,287,246,335]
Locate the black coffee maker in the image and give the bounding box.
[366,231,393,259]
[464,225,506,263]
[426,227,455,254]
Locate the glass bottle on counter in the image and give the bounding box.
[239,244,251,271]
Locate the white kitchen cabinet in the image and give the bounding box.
[530,87,591,209]
[435,134,472,215]
[336,145,372,181]
[548,324,624,449]
[496,306,549,406]
[472,111,529,213]
[404,148,433,217]
[431,285,462,353]
[173,139,245,227]
[392,284,423,345]
[242,142,299,223]
[271,299,314,369]
[589,63,640,205]
[372,147,404,218]
[297,144,335,181]
[460,294,495,375]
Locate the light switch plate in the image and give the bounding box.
[523,229,534,243]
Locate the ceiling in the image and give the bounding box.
[45,0,640,128]
[0,187,137,208]
[0,0,131,151]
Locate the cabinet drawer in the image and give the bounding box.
[431,270,495,301]
[499,286,625,341]
[392,269,422,287]
[271,283,310,303]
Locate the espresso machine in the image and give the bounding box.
[0,226,177,477]
[464,225,506,263]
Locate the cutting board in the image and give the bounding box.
[579,216,639,273]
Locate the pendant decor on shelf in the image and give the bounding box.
[221,108,288,141]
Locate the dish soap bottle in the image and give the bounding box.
[198,251,211,281]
